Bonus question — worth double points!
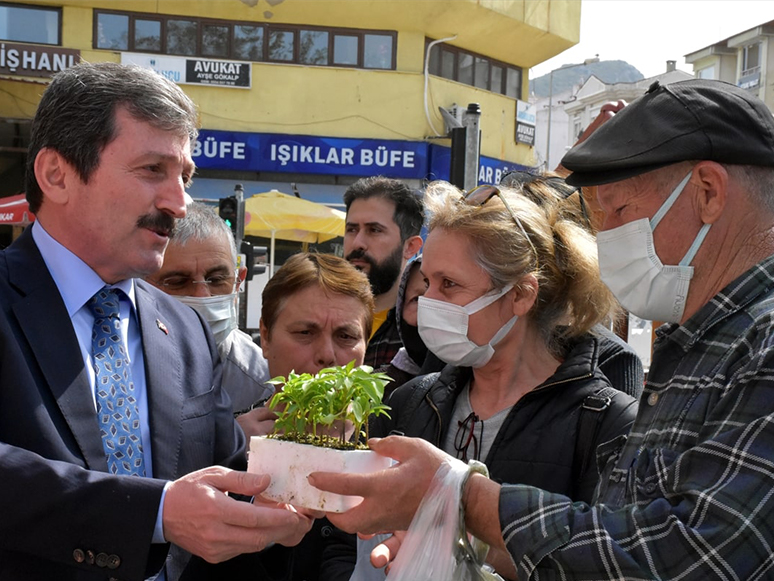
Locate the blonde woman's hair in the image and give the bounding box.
[423,179,619,353]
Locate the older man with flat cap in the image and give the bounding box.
[310,79,774,580]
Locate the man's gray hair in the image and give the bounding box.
[659,162,774,215]
[727,165,774,215]
[172,202,237,266]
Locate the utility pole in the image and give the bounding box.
[545,67,556,172]
[544,57,599,170]
[233,183,245,251]
[233,183,246,330]
[463,103,481,191]
[449,102,481,191]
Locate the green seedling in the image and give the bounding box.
[267,361,392,450]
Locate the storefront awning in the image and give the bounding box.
[0,194,35,225]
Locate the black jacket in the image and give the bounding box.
[421,323,645,399]
[374,332,637,500]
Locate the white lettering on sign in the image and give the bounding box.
[0,43,78,74]
[477,166,505,185]
[269,143,415,168]
[194,60,242,75]
[192,136,247,160]
[0,213,14,221]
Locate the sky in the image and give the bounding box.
[530,0,774,80]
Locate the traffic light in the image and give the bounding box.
[239,242,267,280]
[218,196,239,236]
[253,245,267,275]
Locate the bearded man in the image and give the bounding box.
[343,176,424,369]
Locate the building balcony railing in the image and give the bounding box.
[738,66,761,91]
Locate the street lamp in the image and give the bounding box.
[544,57,599,170]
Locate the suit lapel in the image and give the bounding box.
[6,229,107,470]
[135,281,184,480]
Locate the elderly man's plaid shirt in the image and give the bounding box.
[499,255,774,580]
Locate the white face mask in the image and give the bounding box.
[597,172,711,323]
[175,293,238,346]
[417,284,517,368]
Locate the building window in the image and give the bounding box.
[96,12,128,50]
[364,34,392,69]
[134,18,161,52]
[268,29,295,62]
[505,68,521,99]
[573,116,583,142]
[743,43,760,74]
[0,2,61,45]
[473,57,489,89]
[697,65,715,80]
[440,48,455,79]
[458,52,474,85]
[93,10,396,70]
[202,23,229,58]
[234,25,262,60]
[300,30,328,65]
[333,34,358,66]
[166,19,197,55]
[426,39,522,98]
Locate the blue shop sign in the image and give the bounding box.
[192,129,429,179]
[428,144,531,185]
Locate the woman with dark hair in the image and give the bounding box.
[236,252,375,581]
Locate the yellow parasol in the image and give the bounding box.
[244,190,346,275]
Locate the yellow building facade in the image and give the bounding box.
[0,0,580,206]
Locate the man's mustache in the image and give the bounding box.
[345,249,375,268]
[137,212,176,237]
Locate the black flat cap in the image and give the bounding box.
[561,79,774,186]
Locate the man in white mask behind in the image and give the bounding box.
[147,202,273,414]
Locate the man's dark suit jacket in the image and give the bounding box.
[0,228,249,581]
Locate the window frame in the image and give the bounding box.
[232,22,264,62]
[426,38,522,98]
[0,1,62,46]
[132,16,162,53]
[201,21,231,59]
[165,17,199,56]
[362,32,395,70]
[267,26,297,63]
[696,65,715,80]
[92,9,397,70]
[742,43,761,75]
[298,28,330,66]
[332,32,359,67]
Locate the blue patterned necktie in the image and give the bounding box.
[87,288,146,476]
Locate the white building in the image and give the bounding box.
[557,64,692,169]
[532,62,692,170]
[532,84,576,171]
[685,19,774,112]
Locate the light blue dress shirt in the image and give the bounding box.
[32,221,169,549]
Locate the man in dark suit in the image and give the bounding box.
[0,61,314,580]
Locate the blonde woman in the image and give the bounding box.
[369,178,637,579]
[321,177,638,581]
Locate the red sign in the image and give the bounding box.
[0,194,35,225]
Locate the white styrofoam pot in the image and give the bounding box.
[248,436,392,512]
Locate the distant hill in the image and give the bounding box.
[530,60,644,97]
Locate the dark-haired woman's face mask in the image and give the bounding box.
[399,318,428,367]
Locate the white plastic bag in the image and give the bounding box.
[350,534,389,581]
[384,459,503,581]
